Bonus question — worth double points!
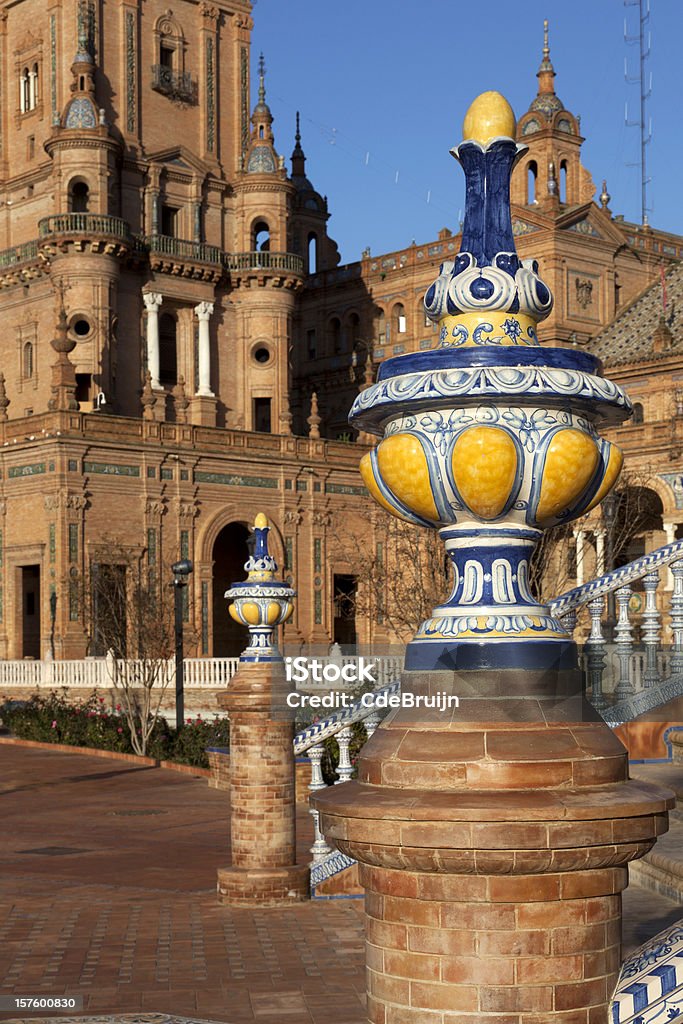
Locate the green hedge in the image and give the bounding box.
[0,691,229,767]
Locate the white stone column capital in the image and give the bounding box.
[143,291,163,312]
[194,301,214,320]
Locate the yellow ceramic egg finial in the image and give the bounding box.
[462,91,516,146]
[254,512,269,529]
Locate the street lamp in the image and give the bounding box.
[172,558,193,731]
[601,492,620,641]
[49,590,57,660]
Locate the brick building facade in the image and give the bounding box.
[0,2,681,660]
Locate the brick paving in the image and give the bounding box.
[0,745,679,1024]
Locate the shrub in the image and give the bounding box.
[0,690,229,768]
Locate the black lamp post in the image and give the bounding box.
[49,590,57,660]
[172,558,193,731]
[602,492,620,642]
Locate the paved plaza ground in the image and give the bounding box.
[0,746,680,1024]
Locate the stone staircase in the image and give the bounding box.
[629,750,683,904]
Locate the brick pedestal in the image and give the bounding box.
[216,661,309,905]
[313,668,674,1023]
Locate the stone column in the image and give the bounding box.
[664,522,677,588]
[595,527,605,575]
[315,670,673,1024]
[574,527,585,586]
[194,301,214,396]
[143,291,163,389]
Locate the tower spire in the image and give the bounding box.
[291,110,306,178]
[536,18,556,93]
[258,52,266,105]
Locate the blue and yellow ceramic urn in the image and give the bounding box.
[351,92,630,671]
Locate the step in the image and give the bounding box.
[629,763,683,902]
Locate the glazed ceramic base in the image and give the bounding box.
[404,635,578,672]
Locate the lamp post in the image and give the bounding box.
[172,559,193,730]
[49,590,57,660]
[602,491,620,641]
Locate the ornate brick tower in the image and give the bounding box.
[511,21,595,211]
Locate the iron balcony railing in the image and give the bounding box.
[144,234,222,265]
[38,214,131,240]
[0,238,40,268]
[223,250,305,274]
[151,64,196,103]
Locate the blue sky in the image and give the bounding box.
[251,0,682,265]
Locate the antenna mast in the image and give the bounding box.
[624,0,652,226]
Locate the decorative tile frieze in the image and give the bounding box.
[83,462,140,477]
[9,462,46,478]
[194,471,277,488]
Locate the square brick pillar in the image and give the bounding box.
[216,661,309,905]
[313,668,674,1023]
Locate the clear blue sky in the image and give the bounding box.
[251,0,682,265]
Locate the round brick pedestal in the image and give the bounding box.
[217,662,309,906]
[313,668,674,1023]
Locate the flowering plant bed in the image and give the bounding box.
[0,690,229,767]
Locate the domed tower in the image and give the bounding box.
[229,55,302,434]
[289,113,340,274]
[42,2,125,410]
[511,21,595,209]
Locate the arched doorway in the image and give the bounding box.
[212,522,250,656]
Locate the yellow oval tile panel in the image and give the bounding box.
[584,442,624,513]
[452,426,517,519]
[359,452,419,524]
[229,601,259,624]
[536,429,599,524]
[375,434,440,522]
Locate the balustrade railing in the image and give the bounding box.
[550,539,683,723]
[294,684,393,879]
[0,238,40,268]
[144,234,222,265]
[39,214,131,239]
[223,250,305,274]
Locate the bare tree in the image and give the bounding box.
[82,543,195,755]
[337,509,451,642]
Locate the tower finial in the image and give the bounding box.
[258,52,266,104]
[295,111,301,143]
[537,18,555,78]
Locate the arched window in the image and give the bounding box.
[632,402,644,425]
[20,67,30,113]
[70,181,90,213]
[253,220,270,252]
[329,317,342,354]
[560,160,568,204]
[307,232,318,273]
[29,63,38,109]
[347,312,360,348]
[159,313,177,386]
[23,341,33,379]
[393,302,406,335]
[527,161,538,204]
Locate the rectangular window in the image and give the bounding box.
[307,329,316,359]
[253,397,271,433]
[68,523,78,564]
[147,528,157,567]
[160,205,178,237]
[398,315,407,334]
[160,44,174,69]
